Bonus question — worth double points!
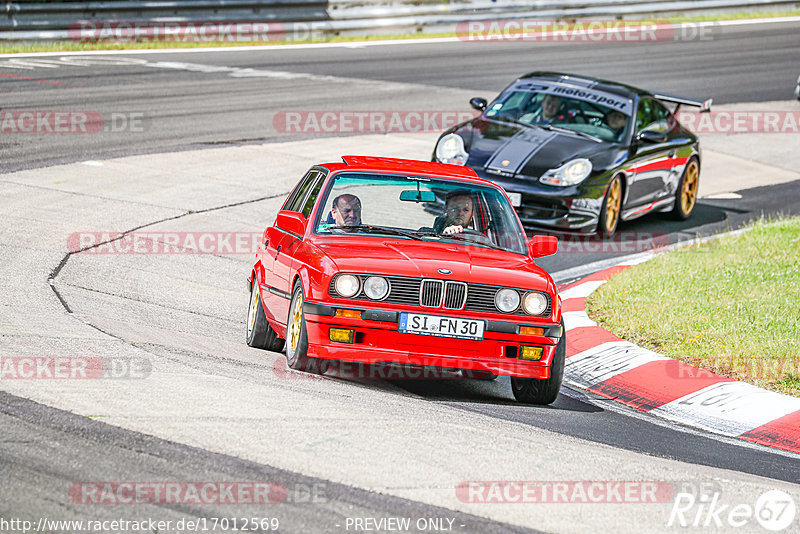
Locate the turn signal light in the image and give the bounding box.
[329,328,355,343]
[519,346,544,361]
[335,309,362,319]
[519,326,545,336]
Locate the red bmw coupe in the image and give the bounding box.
[247,156,564,404]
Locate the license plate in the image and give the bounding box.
[399,312,484,340]
[507,192,522,207]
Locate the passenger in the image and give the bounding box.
[532,94,563,125]
[435,191,474,235]
[331,194,362,226]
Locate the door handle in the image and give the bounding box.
[668,150,676,158]
[273,245,281,260]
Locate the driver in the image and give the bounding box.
[532,94,563,125]
[435,191,474,235]
[604,110,627,139]
[331,194,362,226]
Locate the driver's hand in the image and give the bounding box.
[443,225,464,235]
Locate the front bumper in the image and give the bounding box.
[302,302,562,379]
[476,169,605,233]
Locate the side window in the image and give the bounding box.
[284,170,319,212]
[636,98,673,134]
[300,173,325,217]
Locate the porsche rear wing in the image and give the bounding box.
[653,92,712,113]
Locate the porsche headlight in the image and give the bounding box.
[523,292,549,316]
[495,288,520,313]
[363,276,389,300]
[334,274,360,298]
[435,134,468,166]
[539,158,592,187]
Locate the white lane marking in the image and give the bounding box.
[562,311,596,331]
[702,192,743,200]
[650,381,800,437]
[81,160,103,166]
[1,16,799,59]
[617,254,655,266]
[565,341,668,388]
[559,280,606,300]
[0,56,149,70]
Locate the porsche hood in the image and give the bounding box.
[463,119,606,179]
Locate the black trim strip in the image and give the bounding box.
[303,302,561,337]
[263,284,291,300]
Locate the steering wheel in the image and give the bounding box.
[449,228,492,245]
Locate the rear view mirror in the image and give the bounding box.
[529,235,558,258]
[400,190,436,203]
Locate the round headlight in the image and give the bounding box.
[523,292,549,315]
[435,134,468,166]
[539,158,592,187]
[335,274,360,298]
[495,288,520,313]
[363,276,389,300]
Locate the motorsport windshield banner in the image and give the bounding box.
[517,81,634,115]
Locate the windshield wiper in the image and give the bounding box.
[538,124,602,143]
[439,233,508,252]
[332,225,426,241]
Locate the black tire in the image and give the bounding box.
[462,369,498,381]
[671,157,700,220]
[510,321,566,405]
[285,281,326,374]
[597,175,623,239]
[246,280,285,352]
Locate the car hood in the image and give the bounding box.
[314,238,553,292]
[463,118,607,178]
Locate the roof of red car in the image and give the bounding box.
[318,156,490,184]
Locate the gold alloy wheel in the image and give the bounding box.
[605,178,622,232]
[289,291,303,353]
[681,160,699,215]
[247,285,259,334]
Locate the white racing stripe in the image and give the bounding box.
[565,341,668,388]
[650,381,800,437]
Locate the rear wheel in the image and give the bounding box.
[285,281,326,374]
[246,281,285,352]
[510,322,566,405]
[598,175,622,239]
[671,157,699,220]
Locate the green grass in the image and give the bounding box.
[1,10,798,54]
[586,216,800,397]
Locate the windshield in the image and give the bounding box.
[315,173,528,255]
[485,85,633,142]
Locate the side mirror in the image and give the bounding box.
[470,97,488,112]
[529,235,558,258]
[636,130,667,144]
[275,211,308,238]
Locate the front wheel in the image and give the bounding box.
[598,175,623,239]
[246,281,285,352]
[285,281,326,374]
[671,157,699,220]
[510,321,565,405]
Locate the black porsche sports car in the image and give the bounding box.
[432,72,712,238]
